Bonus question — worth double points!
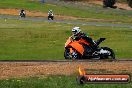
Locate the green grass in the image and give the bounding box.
[0,18,131,60]
[0,0,132,23]
[0,75,132,88]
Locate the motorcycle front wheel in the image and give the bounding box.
[64,48,81,60]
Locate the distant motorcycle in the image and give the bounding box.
[64,36,115,60]
[48,13,54,20]
[19,10,26,18]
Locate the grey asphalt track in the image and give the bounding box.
[0,59,132,62]
[0,15,132,28]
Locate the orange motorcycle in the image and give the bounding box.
[64,36,115,60]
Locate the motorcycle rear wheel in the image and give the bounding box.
[100,47,115,60]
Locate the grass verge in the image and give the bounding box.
[0,18,131,60]
[0,75,132,88]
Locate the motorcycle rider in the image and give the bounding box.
[71,27,98,52]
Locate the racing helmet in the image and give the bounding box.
[72,27,81,36]
[49,9,52,13]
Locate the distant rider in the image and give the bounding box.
[71,27,98,51]
[48,9,54,20]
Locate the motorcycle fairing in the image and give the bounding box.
[68,41,84,55]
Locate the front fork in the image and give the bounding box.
[70,48,73,54]
[68,48,73,59]
[69,48,78,59]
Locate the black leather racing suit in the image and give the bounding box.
[72,32,97,51]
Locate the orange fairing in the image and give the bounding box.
[65,36,90,55]
[69,41,84,55]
